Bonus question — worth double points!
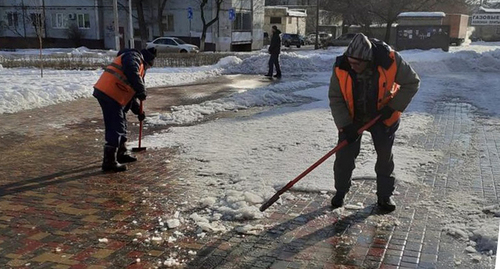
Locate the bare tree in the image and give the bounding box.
[198,0,224,52]
[158,0,169,36]
[66,23,85,47]
[326,0,474,42]
[134,0,149,48]
[368,0,464,43]
[26,0,45,77]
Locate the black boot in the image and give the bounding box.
[264,73,272,77]
[331,191,346,208]
[102,146,127,172]
[117,143,137,163]
[273,73,282,78]
[377,196,396,212]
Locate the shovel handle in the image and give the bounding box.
[259,115,381,212]
[138,100,144,148]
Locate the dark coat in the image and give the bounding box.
[93,49,146,114]
[329,39,420,128]
[268,29,282,55]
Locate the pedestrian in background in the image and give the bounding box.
[266,25,282,79]
[93,47,157,172]
[329,33,420,211]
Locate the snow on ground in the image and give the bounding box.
[0,47,236,114]
[2,43,499,259]
[140,43,500,258]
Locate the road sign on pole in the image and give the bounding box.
[229,8,236,21]
[187,7,193,20]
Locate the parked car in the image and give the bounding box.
[281,33,302,48]
[146,37,199,53]
[323,33,356,47]
[306,32,332,45]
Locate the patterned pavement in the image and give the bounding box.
[0,75,498,268]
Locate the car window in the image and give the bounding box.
[154,39,164,44]
[165,39,177,46]
[174,38,186,44]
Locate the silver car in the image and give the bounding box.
[146,37,199,53]
[323,33,356,47]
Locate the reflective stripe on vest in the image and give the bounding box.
[94,55,145,106]
[335,51,401,126]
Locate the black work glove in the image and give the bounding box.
[341,123,361,144]
[379,106,396,121]
[136,92,147,101]
[138,112,146,122]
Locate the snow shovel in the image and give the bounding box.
[259,115,382,212]
[132,100,146,152]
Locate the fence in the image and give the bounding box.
[0,52,244,70]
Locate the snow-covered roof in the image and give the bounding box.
[287,10,307,17]
[398,12,446,18]
[480,6,500,13]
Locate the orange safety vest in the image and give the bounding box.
[94,55,145,106]
[335,50,401,126]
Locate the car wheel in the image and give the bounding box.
[180,50,187,53]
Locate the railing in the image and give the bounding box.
[0,52,248,70]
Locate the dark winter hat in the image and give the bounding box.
[272,25,278,30]
[141,47,157,66]
[345,33,373,61]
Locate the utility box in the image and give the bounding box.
[397,12,451,51]
[395,25,450,52]
[443,14,469,45]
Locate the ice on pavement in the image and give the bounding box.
[2,43,499,259]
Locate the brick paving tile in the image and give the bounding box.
[1,76,498,268]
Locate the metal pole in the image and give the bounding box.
[128,0,134,48]
[315,0,319,49]
[113,0,120,51]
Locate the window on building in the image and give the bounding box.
[233,12,252,31]
[77,13,90,29]
[7,12,19,27]
[53,13,68,28]
[270,17,281,24]
[162,14,175,32]
[288,17,292,24]
[30,13,43,28]
[497,26,500,35]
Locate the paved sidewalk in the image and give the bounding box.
[0,74,498,268]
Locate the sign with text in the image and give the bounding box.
[229,8,236,21]
[471,13,500,25]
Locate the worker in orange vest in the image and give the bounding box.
[93,47,157,172]
[329,33,420,212]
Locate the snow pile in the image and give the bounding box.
[402,47,500,74]
[425,195,500,256]
[147,80,313,125]
[0,64,224,114]
[223,51,336,75]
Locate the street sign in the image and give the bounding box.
[471,13,500,25]
[229,8,236,21]
[187,7,193,20]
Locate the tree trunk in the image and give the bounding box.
[384,20,393,44]
[135,0,148,48]
[200,28,207,52]
[199,0,223,52]
[158,0,168,36]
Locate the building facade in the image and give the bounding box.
[264,6,306,35]
[0,0,265,51]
